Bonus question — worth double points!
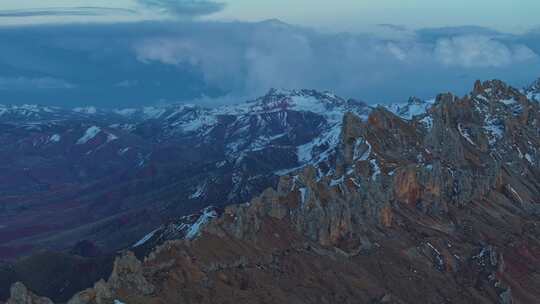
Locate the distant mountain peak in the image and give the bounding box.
[472,79,511,95]
[525,77,540,101]
[469,79,529,110]
[527,77,540,91]
[73,106,98,115]
[385,96,435,120]
[258,18,290,28]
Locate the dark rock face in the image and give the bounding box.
[0,252,114,303]
[69,241,103,258]
[8,79,539,304]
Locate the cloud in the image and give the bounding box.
[137,0,225,17]
[417,26,505,40]
[115,80,139,88]
[0,76,75,90]
[434,35,537,68]
[0,7,137,18]
[0,21,539,107]
[133,21,539,103]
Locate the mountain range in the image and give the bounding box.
[0,89,372,261]
[1,78,540,303]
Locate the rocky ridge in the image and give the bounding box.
[8,79,540,303]
[525,78,540,101]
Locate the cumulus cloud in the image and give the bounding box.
[133,21,539,102]
[0,77,75,90]
[434,35,537,68]
[134,23,406,98]
[137,0,225,17]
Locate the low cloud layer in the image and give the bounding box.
[133,22,540,103]
[434,35,537,68]
[0,21,539,107]
[0,76,75,90]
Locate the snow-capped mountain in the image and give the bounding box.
[5,80,537,263]
[0,104,75,122]
[384,96,435,120]
[0,88,370,261]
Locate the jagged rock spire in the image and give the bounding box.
[6,283,53,304]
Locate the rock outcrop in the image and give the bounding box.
[6,283,53,304]
[65,252,154,304]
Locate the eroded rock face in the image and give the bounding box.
[8,79,540,304]
[65,252,154,304]
[108,252,154,296]
[6,283,53,304]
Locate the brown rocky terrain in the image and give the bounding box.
[4,79,540,304]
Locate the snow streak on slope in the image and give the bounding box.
[77,126,101,144]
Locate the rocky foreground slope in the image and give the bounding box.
[5,79,540,304]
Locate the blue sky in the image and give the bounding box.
[215,0,540,33]
[1,0,539,32]
[0,1,539,107]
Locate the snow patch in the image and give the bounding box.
[185,208,218,240]
[142,106,167,119]
[507,185,524,204]
[370,159,381,181]
[118,147,131,156]
[299,187,307,205]
[525,153,534,164]
[297,123,341,164]
[386,97,434,120]
[114,108,137,116]
[247,133,287,152]
[501,98,517,106]
[426,242,441,255]
[77,126,101,145]
[475,94,489,102]
[73,106,97,114]
[354,138,371,161]
[189,182,207,199]
[458,123,476,146]
[330,176,344,187]
[107,133,119,143]
[49,134,61,143]
[420,116,434,130]
[177,114,217,133]
[351,178,362,188]
[483,114,504,145]
[132,228,160,247]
